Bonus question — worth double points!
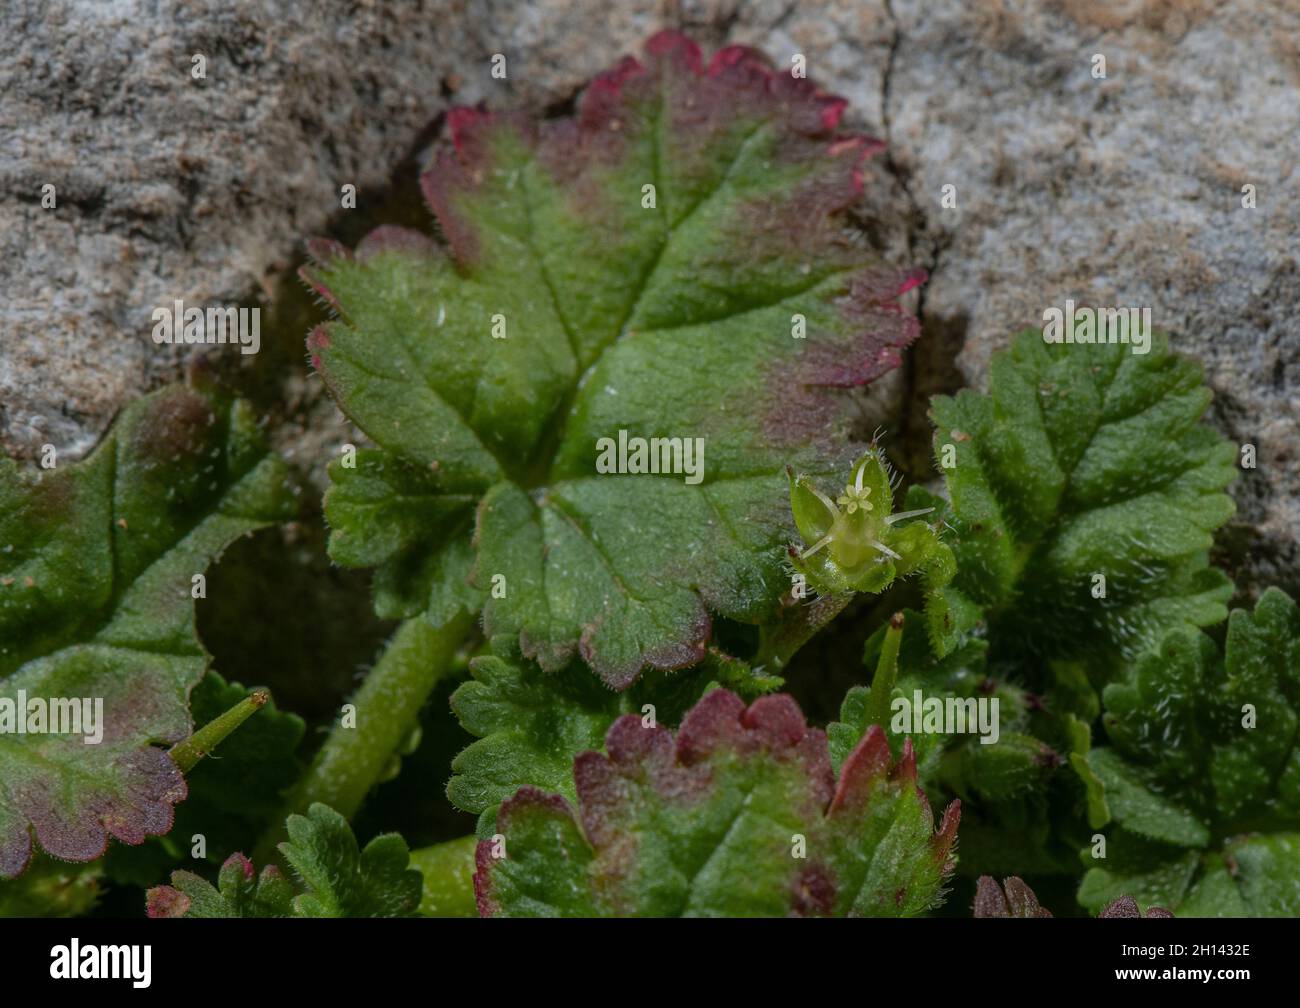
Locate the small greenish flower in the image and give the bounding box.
[836,468,874,514]
[787,446,953,598]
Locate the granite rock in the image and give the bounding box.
[2,0,1295,594]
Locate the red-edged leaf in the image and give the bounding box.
[0,378,293,877]
[308,31,921,686]
[475,688,957,916]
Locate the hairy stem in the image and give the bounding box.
[409,835,478,917]
[754,590,854,674]
[169,688,269,774]
[866,612,905,727]
[254,611,474,862]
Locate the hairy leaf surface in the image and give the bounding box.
[146,804,422,918]
[308,31,921,686]
[474,689,958,916]
[1079,589,1300,915]
[448,650,778,835]
[0,379,293,878]
[930,329,1235,669]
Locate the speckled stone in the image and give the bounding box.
[3,0,1295,594]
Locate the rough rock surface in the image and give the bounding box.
[2,0,1296,595]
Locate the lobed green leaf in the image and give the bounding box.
[1079,589,1300,915]
[0,377,294,878]
[930,328,1236,673]
[146,804,422,918]
[448,650,780,836]
[307,31,922,687]
[475,688,958,917]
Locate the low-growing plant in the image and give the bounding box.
[1,31,1293,920]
